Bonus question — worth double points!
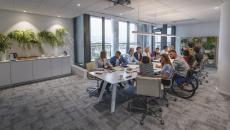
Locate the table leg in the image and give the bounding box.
[111,84,117,113]
[98,81,107,102]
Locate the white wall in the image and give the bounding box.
[175,22,220,53]
[177,22,220,37]
[0,9,74,64]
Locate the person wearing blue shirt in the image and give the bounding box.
[110,51,129,67]
[134,47,142,63]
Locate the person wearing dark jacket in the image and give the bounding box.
[134,47,142,63]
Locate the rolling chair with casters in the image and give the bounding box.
[86,62,100,96]
[128,76,164,125]
[161,79,177,107]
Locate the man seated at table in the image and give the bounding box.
[110,51,129,67]
[139,56,154,77]
[169,50,189,77]
[95,51,112,69]
[95,51,112,93]
[134,47,142,64]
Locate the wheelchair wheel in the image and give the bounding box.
[171,79,196,99]
[191,76,199,90]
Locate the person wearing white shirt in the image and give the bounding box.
[160,46,169,55]
[95,51,112,69]
[143,47,152,59]
[126,48,138,64]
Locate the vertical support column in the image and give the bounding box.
[151,25,155,52]
[83,14,91,64]
[171,26,176,49]
[102,17,105,51]
[113,20,119,54]
[218,0,230,95]
[161,24,167,50]
[127,22,130,53]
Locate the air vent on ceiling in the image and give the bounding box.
[104,4,134,14]
[110,0,131,5]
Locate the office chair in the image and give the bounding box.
[86,62,100,96]
[161,79,177,107]
[128,76,164,125]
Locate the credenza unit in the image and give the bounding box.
[0,56,71,87]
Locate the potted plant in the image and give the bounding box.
[202,42,215,53]
[0,33,11,61]
[207,53,215,64]
[8,30,43,54]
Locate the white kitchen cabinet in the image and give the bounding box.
[0,62,11,86]
[62,56,71,75]
[11,60,33,84]
[50,57,63,76]
[33,59,51,80]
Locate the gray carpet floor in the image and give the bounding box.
[0,68,230,130]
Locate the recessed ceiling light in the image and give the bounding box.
[77,3,81,7]
[57,16,61,18]
[119,13,123,16]
[23,10,27,13]
[214,6,220,10]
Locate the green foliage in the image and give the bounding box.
[0,33,11,53]
[38,31,58,48]
[38,28,66,47]
[8,30,43,53]
[208,53,214,59]
[203,37,216,50]
[55,28,66,46]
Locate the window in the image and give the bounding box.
[129,23,137,49]
[119,21,128,55]
[90,16,102,61]
[167,27,172,46]
[155,30,161,50]
[105,19,113,58]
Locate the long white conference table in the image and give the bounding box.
[89,64,161,113]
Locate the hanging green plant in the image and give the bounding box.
[55,28,66,46]
[8,30,43,53]
[0,33,11,53]
[38,31,58,48]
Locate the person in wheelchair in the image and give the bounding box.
[159,54,174,80]
[169,50,189,78]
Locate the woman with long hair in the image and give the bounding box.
[160,54,174,80]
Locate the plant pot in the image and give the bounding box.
[204,50,211,53]
[208,59,215,64]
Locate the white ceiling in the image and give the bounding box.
[0,0,223,25]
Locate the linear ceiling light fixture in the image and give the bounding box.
[132,3,178,38]
[132,31,178,37]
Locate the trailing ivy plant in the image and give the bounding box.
[55,28,66,46]
[0,33,11,53]
[38,31,58,48]
[8,30,43,53]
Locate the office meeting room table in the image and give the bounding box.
[89,64,162,113]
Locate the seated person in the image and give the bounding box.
[126,48,138,64]
[95,51,112,69]
[95,51,112,93]
[159,54,174,80]
[152,47,160,60]
[160,46,169,55]
[139,56,154,77]
[169,50,189,77]
[134,47,142,64]
[143,47,151,59]
[110,51,129,67]
[182,48,195,69]
[193,46,203,67]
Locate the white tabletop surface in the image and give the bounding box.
[89,64,161,84]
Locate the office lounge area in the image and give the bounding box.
[0,0,230,130]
